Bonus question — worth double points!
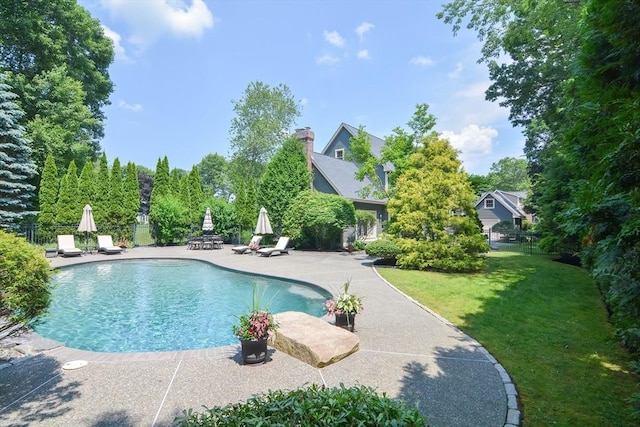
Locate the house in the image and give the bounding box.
[294,124,389,241]
[475,190,533,233]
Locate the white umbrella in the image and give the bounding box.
[254,207,273,235]
[202,207,214,232]
[77,204,97,252]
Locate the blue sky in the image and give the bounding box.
[79,0,525,175]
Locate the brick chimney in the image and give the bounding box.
[294,127,315,188]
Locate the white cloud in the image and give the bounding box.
[323,30,346,47]
[440,125,498,172]
[101,0,214,48]
[448,62,463,79]
[355,22,374,40]
[409,56,434,66]
[316,54,340,65]
[102,25,128,62]
[357,49,370,59]
[118,100,143,112]
[452,80,509,124]
[300,97,309,106]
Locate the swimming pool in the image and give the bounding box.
[35,259,331,353]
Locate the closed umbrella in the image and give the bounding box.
[77,204,97,252]
[202,207,214,232]
[254,207,273,235]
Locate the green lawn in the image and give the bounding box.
[377,251,638,426]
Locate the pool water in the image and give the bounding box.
[35,259,331,353]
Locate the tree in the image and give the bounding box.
[468,174,492,196]
[137,168,154,217]
[258,137,311,235]
[0,230,52,339]
[0,77,37,226]
[188,166,204,225]
[78,159,95,206]
[107,158,125,225]
[0,0,114,138]
[123,162,140,224]
[387,135,488,272]
[198,153,230,199]
[37,154,59,231]
[283,191,356,250]
[149,193,189,245]
[228,81,301,183]
[55,160,81,226]
[486,157,531,191]
[233,176,258,233]
[92,153,110,225]
[150,156,170,204]
[204,196,236,238]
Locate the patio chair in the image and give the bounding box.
[97,235,124,254]
[257,236,290,257]
[57,235,83,257]
[231,235,262,254]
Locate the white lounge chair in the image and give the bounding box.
[257,236,290,257]
[57,235,83,257]
[231,235,262,254]
[97,235,124,254]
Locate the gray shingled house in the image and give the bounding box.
[475,190,532,234]
[294,124,389,243]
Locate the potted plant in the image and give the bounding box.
[232,288,278,364]
[323,278,363,332]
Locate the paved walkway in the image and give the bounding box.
[0,246,518,426]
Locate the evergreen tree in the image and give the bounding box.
[188,166,204,225]
[124,162,140,224]
[179,175,192,224]
[0,77,37,226]
[37,153,59,229]
[93,152,110,225]
[78,160,95,206]
[150,156,170,203]
[107,158,125,225]
[258,137,311,235]
[55,161,81,225]
[170,168,181,196]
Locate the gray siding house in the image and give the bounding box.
[475,190,531,233]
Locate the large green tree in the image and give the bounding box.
[258,137,311,235]
[228,81,301,183]
[92,152,110,225]
[55,160,80,226]
[37,153,59,231]
[198,153,230,199]
[0,77,36,226]
[486,157,531,191]
[387,135,488,272]
[123,162,140,224]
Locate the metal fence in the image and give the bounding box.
[13,223,157,249]
[487,230,579,256]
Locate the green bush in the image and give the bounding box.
[352,239,366,251]
[149,193,189,245]
[176,384,426,426]
[395,235,488,272]
[0,230,53,336]
[365,239,401,260]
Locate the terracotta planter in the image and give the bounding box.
[240,338,268,364]
[335,313,356,332]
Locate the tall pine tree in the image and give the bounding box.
[93,152,110,225]
[107,157,125,225]
[78,160,96,206]
[37,153,59,230]
[0,77,37,226]
[55,160,81,226]
[124,162,140,224]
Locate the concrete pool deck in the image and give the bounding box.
[0,246,519,426]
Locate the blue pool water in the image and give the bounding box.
[35,259,331,353]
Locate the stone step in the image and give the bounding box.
[271,311,359,367]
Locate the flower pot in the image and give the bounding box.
[240,338,268,364]
[335,313,356,332]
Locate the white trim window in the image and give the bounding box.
[484,198,495,209]
[335,148,344,160]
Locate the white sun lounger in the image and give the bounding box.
[257,236,290,257]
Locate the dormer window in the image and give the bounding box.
[335,148,344,160]
[484,198,495,209]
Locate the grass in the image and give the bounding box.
[377,251,638,426]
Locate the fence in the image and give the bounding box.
[487,230,579,256]
[14,223,157,249]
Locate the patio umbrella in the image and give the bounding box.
[202,207,214,232]
[254,207,273,235]
[77,204,97,252]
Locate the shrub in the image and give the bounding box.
[176,384,426,426]
[149,193,189,245]
[0,230,53,338]
[352,239,366,251]
[395,235,488,272]
[365,239,401,260]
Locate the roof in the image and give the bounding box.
[320,123,387,158]
[475,190,526,218]
[312,153,386,204]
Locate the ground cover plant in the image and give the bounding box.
[176,384,426,426]
[377,251,638,426]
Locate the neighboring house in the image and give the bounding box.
[294,124,389,242]
[475,190,534,233]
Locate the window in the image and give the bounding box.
[484,198,495,209]
[335,148,344,160]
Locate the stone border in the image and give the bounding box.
[370,265,522,427]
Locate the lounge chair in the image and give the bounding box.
[257,236,290,257]
[97,235,124,254]
[57,235,83,257]
[231,235,262,254]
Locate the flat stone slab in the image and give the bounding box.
[271,311,359,367]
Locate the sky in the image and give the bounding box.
[78,0,525,175]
